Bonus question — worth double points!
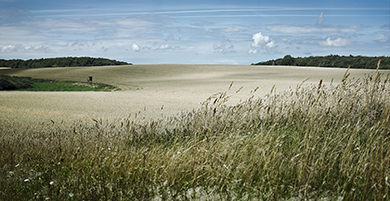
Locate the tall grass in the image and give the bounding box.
[1,69,389,200]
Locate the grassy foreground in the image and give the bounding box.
[1,70,389,200]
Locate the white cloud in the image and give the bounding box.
[248,49,257,54]
[249,32,277,54]
[132,43,140,52]
[266,24,358,34]
[266,41,275,48]
[1,44,51,53]
[252,32,270,48]
[1,44,21,52]
[319,37,352,47]
[157,44,177,50]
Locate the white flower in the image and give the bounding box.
[49,181,54,185]
[24,179,30,182]
[15,164,20,167]
[69,193,74,197]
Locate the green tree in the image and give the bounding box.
[253,55,389,69]
[280,55,295,65]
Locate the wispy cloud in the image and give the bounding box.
[1,44,51,53]
[157,44,178,50]
[1,1,389,63]
[27,6,390,18]
[265,11,359,34]
[266,24,358,34]
[317,11,324,25]
[213,39,236,54]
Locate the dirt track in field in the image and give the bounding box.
[0,64,385,128]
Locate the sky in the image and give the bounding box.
[0,0,389,64]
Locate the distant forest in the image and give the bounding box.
[252,55,390,69]
[0,57,131,68]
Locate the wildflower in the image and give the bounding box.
[49,181,54,185]
[69,193,74,198]
[9,171,14,176]
[24,179,30,182]
[15,164,20,168]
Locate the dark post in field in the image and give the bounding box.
[88,76,93,84]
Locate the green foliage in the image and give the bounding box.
[0,57,131,68]
[278,55,295,65]
[253,55,390,69]
[0,75,34,90]
[0,75,119,91]
[21,82,118,92]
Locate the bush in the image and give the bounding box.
[0,76,34,90]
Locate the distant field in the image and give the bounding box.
[0,64,388,127]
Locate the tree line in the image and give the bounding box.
[252,55,390,69]
[0,57,131,68]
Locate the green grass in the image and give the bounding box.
[1,70,389,200]
[20,81,119,91]
[0,75,34,90]
[0,75,119,91]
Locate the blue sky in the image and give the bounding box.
[1,0,389,64]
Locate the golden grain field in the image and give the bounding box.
[0,64,387,128]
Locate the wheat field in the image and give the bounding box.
[0,64,383,128]
[1,64,389,200]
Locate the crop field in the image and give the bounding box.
[0,64,382,127]
[1,64,390,200]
